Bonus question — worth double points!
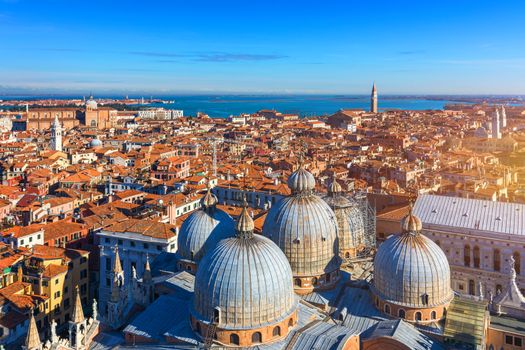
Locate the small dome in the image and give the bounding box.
[86,96,98,110]
[201,188,218,208]
[372,230,453,308]
[287,167,315,194]
[328,179,342,194]
[177,206,234,263]
[192,233,297,330]
[401,205,422,233]
[90,138,102,148]
[236,206,254,233]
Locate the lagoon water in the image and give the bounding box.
[131,95,465,118]
[2,94,468,118]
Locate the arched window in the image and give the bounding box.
[311,277,318,286]
[415,312,422,322]
[398,309,406,318]
[90,120,97,127]
[294,278,301,287]
[272,326,281,337]
[384,304,390,315]
[464,245,471,267]
[230,334,240,345]
[213,307,220,323]
[468,279,475,295]
[473,246,480,268]
[431,311,437,320]
[494,249,501,271]
[288,318,294,327]
[422,293,429,305]
[345,252,350,259]
[252,332,262,344]
[514,251,521,275]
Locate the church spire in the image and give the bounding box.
[24,309,41,350]
[143,254,152,283]
[111,246,123,302]
[71,285,85,324]
[370,82,378,113]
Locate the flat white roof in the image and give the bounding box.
[414,194,525,236]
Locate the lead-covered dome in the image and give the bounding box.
[177,190,234,264]
[322,182,365,258]
[287,167,315,194]
[192,205,297,339]
[263,167,340,282]
[372,208,453,309]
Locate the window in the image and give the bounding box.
[118,239,123,245]
[431,311,437,319]
[294,278,301,287]
[80,284,87,294]
[29,237,33,243]
[289,318,294,327]
[157,245,162,251]
[252,332,262,344]
[496,284,503,294]
[515,337,522,347]
[104,237,110,243]
[80,257,87,264]
[64,298,70,308]
[106,257,111,271]
[468,279,475,296]
[230,334,240,345]
[80,269,87,279]
[273,326,281,337]
[106,278,110,287]
[398,309,406,318]
[384,304,390,315]
[464,245,471,267]
[55,279,59,285]
[130,241,135,247]
[20,239,24,245]
[506,335,513,345]
[415,312,422,322]
[473,246,480,268]
[54,291,61,298]
[494,249,501,271]
[143,243,149,249]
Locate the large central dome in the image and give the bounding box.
[191,204,297,347]
[262,165,340,294]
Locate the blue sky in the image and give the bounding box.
[1,0,524,94]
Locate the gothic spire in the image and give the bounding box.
[25,309,41,350]
[143,254,152,283]
[71,285,85,324]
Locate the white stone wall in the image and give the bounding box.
[421,226,525,298]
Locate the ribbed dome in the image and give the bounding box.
[401,205,422,233]
[236,206,254,233]
[287,167,315,194]
[191,234,297,329]
[263,194,339,277]
[323,194,365,253]
[328,179,342,194]
[177,207,235,263]
[201,189,218,207]
[372,231,453,308]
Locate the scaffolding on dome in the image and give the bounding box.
[341,191,376,281]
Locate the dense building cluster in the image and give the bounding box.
[0,90,524,349]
